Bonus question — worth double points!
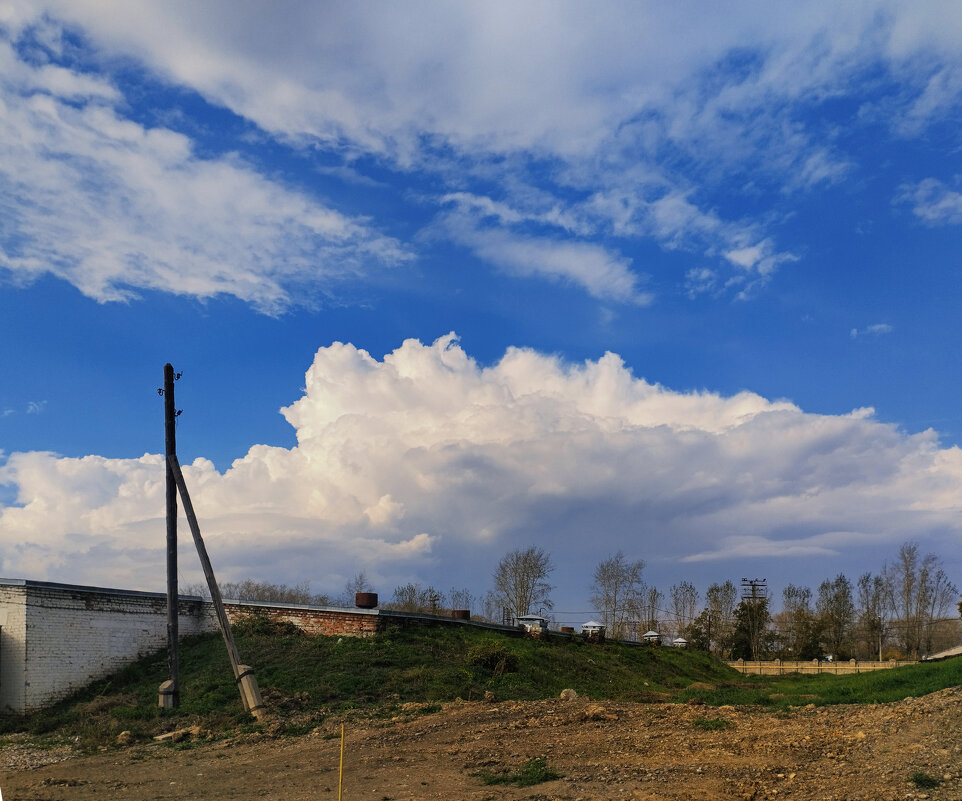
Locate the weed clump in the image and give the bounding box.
[466,640,518,674]
[909,771,940,789]
[475,757,562,787]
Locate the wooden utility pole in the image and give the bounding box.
[156,364,265,718]
[168,454,265,719]
[159,363,180,708]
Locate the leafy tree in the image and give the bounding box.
[492,546,554,620]
[683,608,715,652]
[816,574,856,660]
[683,580,736,656]
[727,597,773,660]
[589,551,645,639]
[774,584,821,660]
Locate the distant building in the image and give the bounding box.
[515,614,549,633]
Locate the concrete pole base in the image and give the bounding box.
[236,665,267,720]
[158,679,178,709]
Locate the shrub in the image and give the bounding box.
[466,640,519,674]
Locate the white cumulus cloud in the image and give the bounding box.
[1,335,960,598]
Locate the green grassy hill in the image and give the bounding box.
[4,620,960,750]
[4,622,737,745]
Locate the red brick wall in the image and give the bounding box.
[223,603,382,637]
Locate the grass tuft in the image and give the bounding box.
[909,771,940,789]
[475,757,562,787]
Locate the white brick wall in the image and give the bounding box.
[0,583,28,714]
[0,580,219,713]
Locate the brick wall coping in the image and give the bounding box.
[377,608,520,634]
[0,577,206,602]
[225,597,379,615]
[225,598,521,634]
[0,577,521,635]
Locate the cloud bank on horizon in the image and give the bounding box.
[1,335,960,596]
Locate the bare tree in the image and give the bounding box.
[640,586,664,633]
[480,590,504,623]
[386,582,446,613]
[916,554,959,655]
[668,581,699,639]
[492,546,554,620]
[187,578,323,605]
[885,542,959,657]
[344,571,371,597]
[448,587,475,613]
[590,552,645,639]
[856,572,891,660]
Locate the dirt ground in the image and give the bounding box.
[2,686,960,801]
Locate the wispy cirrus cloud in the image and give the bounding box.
[851,323,894,339]
[0,36,409,314]
[6,2,959,308]
[2,3,962,312]
[434,196,648,304]
[896,178,962,226]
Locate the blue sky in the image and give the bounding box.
[1,2,961,623]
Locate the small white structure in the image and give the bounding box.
[672,637,688,648]
[642,629,662,644]
[515,614,549,633]
[580,620,605,635]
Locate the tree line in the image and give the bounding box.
[477,541,959,660]
[188,540,959,661]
